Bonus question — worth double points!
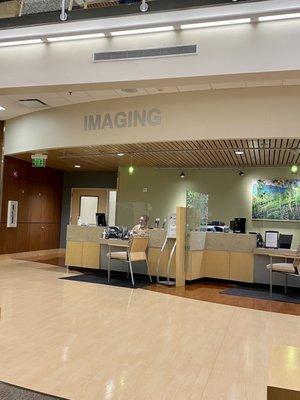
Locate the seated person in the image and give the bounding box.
[131,215,149,237]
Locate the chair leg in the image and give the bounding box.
[285,274,288,295]
[128,258,135,286]
[270,268,273,297]
[145,258,152,283]
[108,257,111,283]
[66,265,69,274]
[127,263,130,279]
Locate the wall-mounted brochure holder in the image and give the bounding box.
[156,213,176,286]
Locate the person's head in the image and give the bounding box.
[139,215,149,228]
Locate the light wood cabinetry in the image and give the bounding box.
[65,240,101,269]
[229,252,254,283]
[203,250,230,280]
[82,242,101,269]
[65,241,83,267]
[186,251,204,280]
[268,346,300,400]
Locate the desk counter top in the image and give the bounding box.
[254,248,298,256]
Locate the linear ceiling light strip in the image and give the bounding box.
[181,18,251,29]
[110,26,174,36]
[258,12,300,22]
[0,38,43,47]
[1,12,300,47]
[47,33,105,42]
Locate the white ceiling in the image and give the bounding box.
[1,78,300,120]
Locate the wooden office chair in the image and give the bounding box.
[107,237,152,286]
[266,245,300,296]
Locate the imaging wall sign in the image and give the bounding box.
[84,108,161,131]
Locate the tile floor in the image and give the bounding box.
[0,259,299,400]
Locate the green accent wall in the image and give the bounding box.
[116,166,300,247]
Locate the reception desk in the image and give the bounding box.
[65,225,174,277]
[65,226,299,287]
[186,232,256,283]
[65,226,258,283]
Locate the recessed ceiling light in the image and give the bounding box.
[181,18,251,30]
[0,106,5,111]
[290,165,298,174]
[235,150,244,155]
[0,39,43,47]
[46,33,105,42]
[258,13,300,22]
[74,165,81,168]
[111,26,174,37]
[117,153,124,157]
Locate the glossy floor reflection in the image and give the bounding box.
[0,259,299,400]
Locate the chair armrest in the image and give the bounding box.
[107,242,129,248]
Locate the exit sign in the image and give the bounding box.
[32,157,46,168]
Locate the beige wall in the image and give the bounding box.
[2,8,300,90]
[4,86,300,155]
[116,166,300,247]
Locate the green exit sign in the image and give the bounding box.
[32,157,46,168]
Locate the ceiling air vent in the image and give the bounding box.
[18,99,49,109]
[93,45,197,62]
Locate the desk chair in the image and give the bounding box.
[107,237,152,286]
[266,246,300,296]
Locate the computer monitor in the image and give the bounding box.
[234,218,246,234]
[96,213,107,227]
[278,234,293,249]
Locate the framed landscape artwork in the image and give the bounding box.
[252,179,300,221]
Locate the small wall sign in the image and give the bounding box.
[7,200,18,228]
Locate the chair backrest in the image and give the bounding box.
[293,245,300,274]
[278,234,293,249]
[130,237,149,254]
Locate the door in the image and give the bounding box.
[70,188,108,225]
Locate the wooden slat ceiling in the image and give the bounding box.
[13,138,300,171]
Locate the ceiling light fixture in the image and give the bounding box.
[258,13,300,22]
[111,26,174,37]
[117,153,124,157]
[0,39,43,47]
[290,165,298,174]
[0,106,5,111]
[74,165,81,168]
[181,18,251,30]
[47,33,105,42]
[235,150,244,155]
[180,171,186,179]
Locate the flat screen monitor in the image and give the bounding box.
[96,213,107,227]
[234,218,246,234]
[265,231,279,249]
